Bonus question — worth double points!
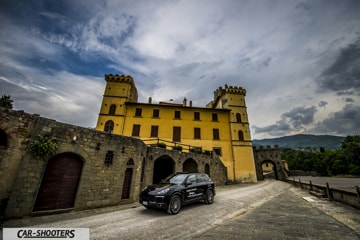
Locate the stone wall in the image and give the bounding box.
[0,108,227,219]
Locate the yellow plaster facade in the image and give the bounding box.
[96,74,257,183]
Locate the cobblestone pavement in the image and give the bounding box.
[188,186,360,240]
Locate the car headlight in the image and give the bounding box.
[157,188,170,195]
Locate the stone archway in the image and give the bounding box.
[33,152,83,211]
[183,158,198,173]
[261,160,279,180]
[153,155,175,184]
[253,145,288,181]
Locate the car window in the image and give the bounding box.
[196,174,207,183]
[169,174,188,184]
[186,174,196,184]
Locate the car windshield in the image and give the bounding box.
[167,174,188,184]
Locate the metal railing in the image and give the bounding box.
[141,138,212,156]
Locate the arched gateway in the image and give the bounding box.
[253,145,288,181]
[33,153,83,211]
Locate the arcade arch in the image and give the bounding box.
[153,155,175,184]
[183,158,198,173]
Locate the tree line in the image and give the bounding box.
[282,136,360,176]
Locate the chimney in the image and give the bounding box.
[148,97,152,104]
[183,98,187,106]
[189,101,192,107]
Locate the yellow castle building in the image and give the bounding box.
[96,74,257,183]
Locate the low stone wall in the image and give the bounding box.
[287,179,360,209]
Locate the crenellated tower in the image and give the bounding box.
[96,74,138,134]
[210,84,256,182]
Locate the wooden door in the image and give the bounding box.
[122,168,133,199]
[33,153,83,211]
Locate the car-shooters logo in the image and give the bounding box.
[3,228,89,240]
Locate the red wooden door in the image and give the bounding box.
[33,153,83,211]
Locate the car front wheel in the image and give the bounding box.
[167,195,181,214]
[205,189,214,204]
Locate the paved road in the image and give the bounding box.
[3,180,360,240]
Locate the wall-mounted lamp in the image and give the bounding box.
[72,136,77,144]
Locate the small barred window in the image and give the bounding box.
[105,151,114,166]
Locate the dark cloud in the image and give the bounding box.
[315,38,360,94]
[318,101,328,108]
[313,104,360,136]
[344,98,354,103]
[253,106,317,136]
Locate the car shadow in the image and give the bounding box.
[138,201,209,216]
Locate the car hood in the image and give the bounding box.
[143,183,176,193]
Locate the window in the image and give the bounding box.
[141,158,145,182]
[174,111,181,119]
[132,124,141,136]
[213,128,220,140]
[151,125,159,137]
[104,120,114,133]
[186,174,196,184]
[194,112,200,120]
[212,113,218,121]
[109,104,116,115]
[135,108,142,117]
[153,109,159,118]
[127,159,134,166]
[236,113,242,123]
[205,164,210,176]
[173,126,181,142]
[213,147,222,156]
[238,130,244,141]
[194,128,201,139]
[105,151,114,166]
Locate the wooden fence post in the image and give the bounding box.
[326,182,333,201]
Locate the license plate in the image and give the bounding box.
[143,201,148,206]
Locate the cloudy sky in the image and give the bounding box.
[0,0,359,139]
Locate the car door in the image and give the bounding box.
[196,174,209,198]
[184,174,201,203]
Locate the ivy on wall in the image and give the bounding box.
[29,135,57,157]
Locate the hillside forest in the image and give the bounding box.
[282,136,360,176]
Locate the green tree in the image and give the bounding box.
[0,95,13,109]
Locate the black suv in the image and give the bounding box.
[139,172,215,214]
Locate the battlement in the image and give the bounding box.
[214,84,246,100]
[105,74,134,83]
[252,145,280,151]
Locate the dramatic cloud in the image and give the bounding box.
[253,106,317,137]
[315,38,360,94]
[312,104,360,136]
[1,0,360,139]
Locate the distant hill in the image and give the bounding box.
[252,134,345,150]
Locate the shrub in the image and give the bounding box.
[29,135,57,157]
[173,145,183,151]
[190,147,202,154]
[156,142,167,148]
